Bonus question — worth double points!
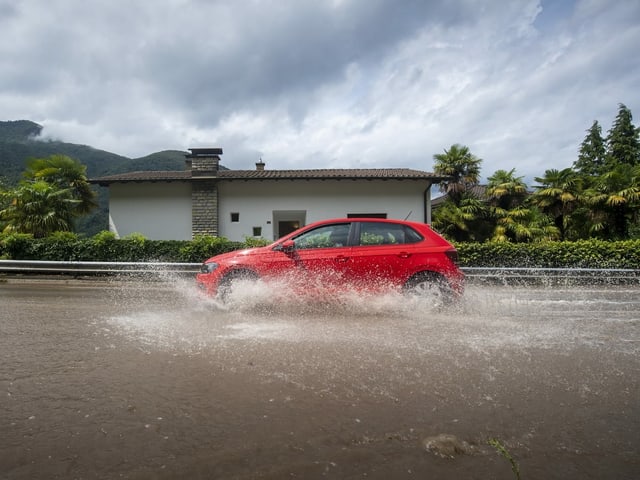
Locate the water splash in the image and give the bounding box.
[102,272,640,357]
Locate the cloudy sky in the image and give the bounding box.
[1,0,638,183]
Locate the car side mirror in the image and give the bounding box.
[282,240,296,252]
[278,239,295,253]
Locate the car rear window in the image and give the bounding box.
[357,222,423,246]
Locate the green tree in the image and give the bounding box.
[486,169,527,210]
[491,203,559,243]
[0,177,9,232]
[24,154,97,215]
[583,163,640,240]
[531,168,582,240]
[432,144,482,205]
[1,155,96,237]
[606,103,640,168]
[431,193,489,242]
[0,181,78,237]
[486,169,557,242]
[574,120,607,177]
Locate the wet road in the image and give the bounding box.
[1,276,639,479]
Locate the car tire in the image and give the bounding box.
[217,270,259,303]
[403,272,454,307]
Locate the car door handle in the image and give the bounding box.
[398,252,411,259]
[335,255,349,263]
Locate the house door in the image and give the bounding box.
[272,210,306,239]
[279,221,301,238]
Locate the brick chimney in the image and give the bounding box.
[186,147,222,176]
[255,158,265,171]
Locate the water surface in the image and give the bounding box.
[1,277,638,479]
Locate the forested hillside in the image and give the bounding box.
[0,120,189,234]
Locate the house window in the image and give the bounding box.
[252,226,262,237]
[347,213,387,219]
[230,212,240,222]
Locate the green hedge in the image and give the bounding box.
[1,232,640,269]
[455,239,640,269]
[0,232,263,263]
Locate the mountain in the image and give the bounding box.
[0,120,190,235]
[0,120,189,183]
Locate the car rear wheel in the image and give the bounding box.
[403,272,454,307]
[217,270,259,303]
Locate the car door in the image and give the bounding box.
[347,221,422,290]
[271,222,354,292]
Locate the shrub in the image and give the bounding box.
[36,233,84,260]
[0,233,35,259]
[89,230,119,261]
[243,236,270,248]
[455,240,640,269]
[1,233,639,268]
[178,235,243,263]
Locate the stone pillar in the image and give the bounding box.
[186,148,222,237]
[191,179,218,237]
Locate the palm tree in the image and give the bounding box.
[432,193,489,242]
[583,163,640,239]
[485,169,527,209]
[432,144,482,205]
[491,204,559,243]
[24,155,97,215]
[0,181,78,238]
[531,168,581,240]
[485,169,557,242]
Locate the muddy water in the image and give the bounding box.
[0,276,638,479]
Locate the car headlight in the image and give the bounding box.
[200,262,219,273]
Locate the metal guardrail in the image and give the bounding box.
[462,267,640,285]
[0,261,638,284]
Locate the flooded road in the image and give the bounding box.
[1,276,639,479]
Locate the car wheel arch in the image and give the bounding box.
[220,268,260,284]
[403,270,455,303]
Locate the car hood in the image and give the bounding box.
[204,244,273,264]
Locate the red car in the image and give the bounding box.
[196,218,464,304]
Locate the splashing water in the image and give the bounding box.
[104,272,640,357]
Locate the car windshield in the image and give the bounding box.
[293,223,351,249]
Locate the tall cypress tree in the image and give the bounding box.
[606,103,640,168]
[574,120,606,176]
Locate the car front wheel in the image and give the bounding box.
[217,270,259,303]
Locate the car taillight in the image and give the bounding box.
[445,248,459,264]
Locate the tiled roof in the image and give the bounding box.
[431,185,489,207]
[220,169,443,179]
[92,168,446,185]
[92,171,192,184]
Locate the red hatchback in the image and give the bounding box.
[196,218,464,303]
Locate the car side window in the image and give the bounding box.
[293,223,351,249]
[357,222,422,245]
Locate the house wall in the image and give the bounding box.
[109,182,192,240]
[217,179,430,241]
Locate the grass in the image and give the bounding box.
[488,438,521,480]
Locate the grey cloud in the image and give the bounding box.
[130,1,475,124]
[0,0,638,181]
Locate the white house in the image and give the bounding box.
[92,148,448,241]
